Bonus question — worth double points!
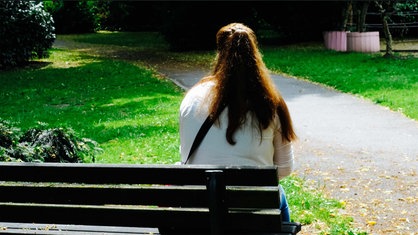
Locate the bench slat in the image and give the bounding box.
[0,222,300,235]
[0,203,282,232]
[0,222,161,234]
[0,162,278,186]
[0,184,279,208]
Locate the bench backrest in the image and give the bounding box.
[0,162,283,234]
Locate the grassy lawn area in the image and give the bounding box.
[262,44,418,120]
[2,31,417,234]
[0,49,184,164]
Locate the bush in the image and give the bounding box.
[0,0,55,69]
[51,0,98,34]
[0,120,100,163]
[96,1,161,32]
[0,119,20,149]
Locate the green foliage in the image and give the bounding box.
[158,2,261,51]
[51,0,99,34]
[0,0,55,69]
[0,119,20,149]
[392,0,418,37]
[99,1,162,32]
[42,0,63,13]
[0,119,100,163]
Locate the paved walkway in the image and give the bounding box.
[158,67,418,235]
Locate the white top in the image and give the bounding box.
[179,81,294,180]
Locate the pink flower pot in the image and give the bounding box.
[323,31,347,52]
[347,31,380,53]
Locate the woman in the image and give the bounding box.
[179,23,297,221]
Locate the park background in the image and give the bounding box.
[1,1,418,234]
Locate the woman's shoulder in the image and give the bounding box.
[188,79,215,95]
[181,80,214,107]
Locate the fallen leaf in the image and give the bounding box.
[367,220,377,226]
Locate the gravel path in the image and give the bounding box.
[274,75,417,235]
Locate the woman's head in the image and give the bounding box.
[214,23,262,79]
[205,23,296,144]
[211,23,269,110]
[216,23,257,54]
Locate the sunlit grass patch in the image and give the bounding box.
[58,31,169,50]
[0,47,184,165]
[262,46,418,121]
[37,48,100,68]
[282,176,367,235]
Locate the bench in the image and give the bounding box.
[0,162,302,234]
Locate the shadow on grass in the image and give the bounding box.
[0,56,183,148]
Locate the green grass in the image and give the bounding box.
[4,31,417,234]
[283,176,367,235]
[262,44,418,120]
[0,48,184,164]
[59,31,169,50]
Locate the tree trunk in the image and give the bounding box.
[374,0,394,57]
[358,1,370,32]
[382,12,394,57]
[340,1,351,31]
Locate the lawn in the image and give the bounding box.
[0,48,184,164]
[262,44,418,120]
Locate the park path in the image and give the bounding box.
[54,39,418,234]
[157,66,418,235]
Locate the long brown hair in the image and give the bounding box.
[200,23,296,145]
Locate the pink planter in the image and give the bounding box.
[323,31,347,52]
[347,32,380,53]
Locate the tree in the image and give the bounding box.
[342,0,371,32]
[374,0,394,57]
[0,0,55,69]
[373,0,417,57]
[355,1,371,32]
[50,0,98,34]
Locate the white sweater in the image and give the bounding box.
[179,81,294,180]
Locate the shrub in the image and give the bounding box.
[0,120,100,163]
[0,119,20,149]
[51,0,98,34]
[0,0,55,69]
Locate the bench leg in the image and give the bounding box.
[206,170,227,235]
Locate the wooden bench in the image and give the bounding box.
[0,162,302,234]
